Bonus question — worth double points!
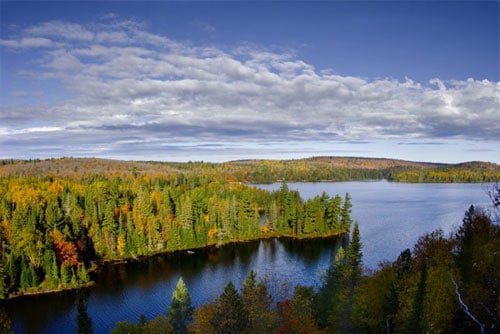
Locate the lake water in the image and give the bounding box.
[5,181,494,334]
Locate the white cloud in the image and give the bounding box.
[24,21,95,41]
[1,18,499,161]
[0,37,59,49]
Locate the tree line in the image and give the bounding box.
[1,157,498,184]
[0,173,353,298]
[111,191,499,334]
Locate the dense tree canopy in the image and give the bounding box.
[0,169,353,297]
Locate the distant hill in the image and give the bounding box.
[0,156,499,183]
[231,156,444,169]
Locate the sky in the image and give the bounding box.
[0,1,499,163]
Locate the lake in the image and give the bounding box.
[5,181,494,333]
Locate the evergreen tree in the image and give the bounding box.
[211,281,248,334]
[315,222,363,331]
[0,262,6,298]
[19,257,30,291]
[314,247,346,327]
[50,253,59,288]
[45,198,64,232]
[77,263,90,284]
[324,195,341,232]
[241,270,276,332]
[346,222,363,282]
[70,268,77,287]
[340,193,353,232]
[102,200,118,257]
[331,222,363,332]
[60,263,70,286]
[166,277,194,334]
[29,263,39,287]
[7,252,18,288]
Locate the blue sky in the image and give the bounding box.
[1,1,499,163]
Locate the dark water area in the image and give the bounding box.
[6,238,342,333]
[5,181,494,333]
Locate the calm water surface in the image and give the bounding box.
[6,181,493,333]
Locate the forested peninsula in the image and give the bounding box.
[0,158,356,298]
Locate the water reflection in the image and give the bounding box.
[7,237,339,333]
[0,306,13,333]
[76,290,93,334]
[7,290,77,334]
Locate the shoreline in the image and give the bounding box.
[1,232,346,302]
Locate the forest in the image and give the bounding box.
[110,188,499,334]
[1,157,499,183]
[0,157,498,333]
[0,168,353,298]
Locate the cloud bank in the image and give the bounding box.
[1,18,499,160]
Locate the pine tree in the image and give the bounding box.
[29,263,39,287]
[50,253,59,288]
[166,277,194,334]
[7,253,18,288]
[241,270,276,333]
[314,247,346,327]
[77,263,90,284]
[340,193,353,232]
[314,223,363,331]
[0,262,6,298]
[19,257,30,291]
[70,268,77,287]
[346,222,363,282]
[60,263,70,287]
[324,195,341,232]
[211,281,248,334]
[330,222,363,332]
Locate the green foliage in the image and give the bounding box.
[355,205,499,334]
[2,159,497,334]
[241,270,277,333]
[210,281,248,334]
[0,164,353,297]
[166,277,193,334]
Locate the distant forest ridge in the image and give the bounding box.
[0,156,499,183]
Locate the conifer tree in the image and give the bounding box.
[340,193,353,232]
[29,263,38,287]
[7,253,18,288]
[60,263,70,286]
[241,270,276,332]
[77,263,90,284]
[211,281,248,334]
[19,257,30,291]
[50,253,59,288]
[331,222,363,331]
[0,262,6,298]
[166,277,194,334]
